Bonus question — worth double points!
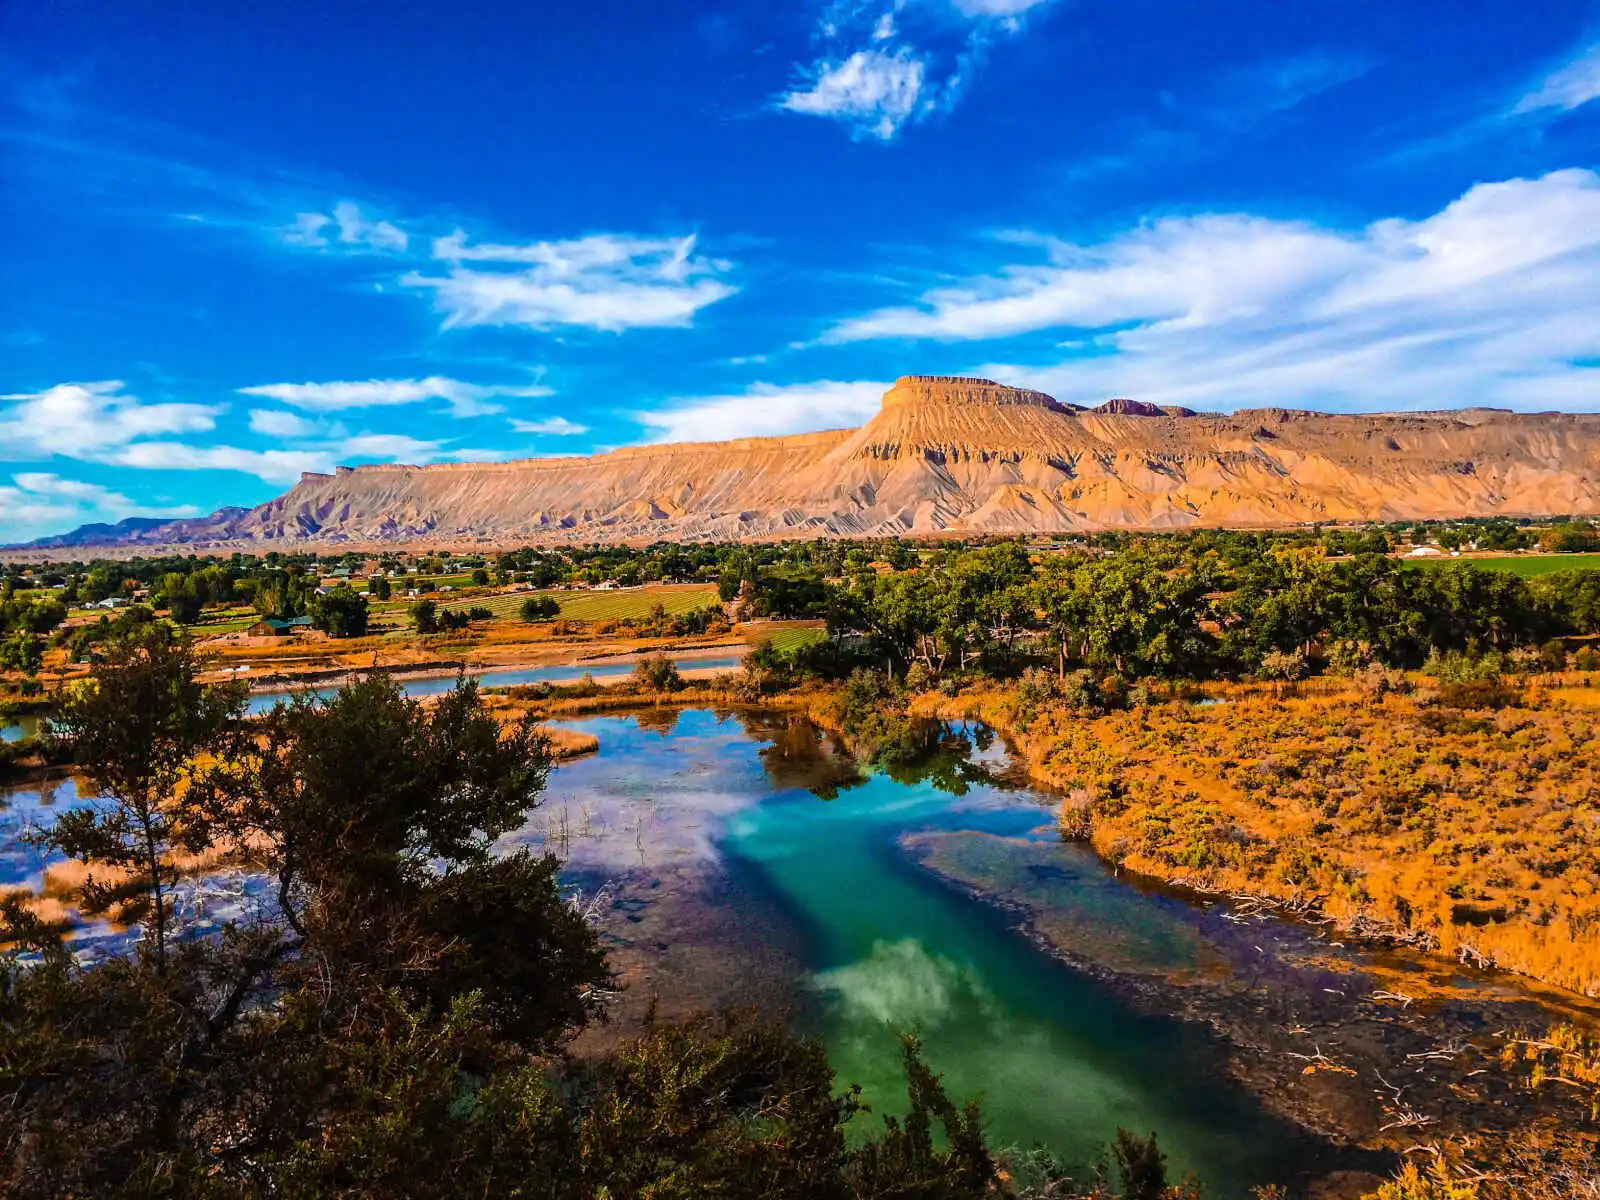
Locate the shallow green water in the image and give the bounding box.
[535,710,1307,1194]
[3,704,1305,1190]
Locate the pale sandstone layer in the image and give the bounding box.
[27,376,1600,548]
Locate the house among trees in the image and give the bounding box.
[248,615,314,636]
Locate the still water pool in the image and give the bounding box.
[520,709,1307,1193]
[2,704,1304,1192]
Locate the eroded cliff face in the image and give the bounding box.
[31,377,1600,547]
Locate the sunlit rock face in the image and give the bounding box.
[23,376,1600,548]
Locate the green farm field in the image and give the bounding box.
[442,584,719,622]
[752,625,827,653]
[1405,553,1600,577]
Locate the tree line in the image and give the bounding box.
[749,539,1600,685]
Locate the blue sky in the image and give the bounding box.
[3,0,1599,542]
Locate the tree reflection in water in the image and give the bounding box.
[734,710,1015,802]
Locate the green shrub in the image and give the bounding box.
[520,595,560,622]
[632,654,682,692]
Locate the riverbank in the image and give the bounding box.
[774,685,1600,1194]
[910,680,1600,1000]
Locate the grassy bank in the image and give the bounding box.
[912,677,1600,999]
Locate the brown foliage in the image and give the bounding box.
[965,682,1600,996]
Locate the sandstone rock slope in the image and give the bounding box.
[22,376,1600,547]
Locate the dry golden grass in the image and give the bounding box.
[540,726,599,759]
[934,681,1600,998]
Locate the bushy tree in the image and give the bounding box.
[0,629,43,674]
[520,594,560,622]
[632,653,682,691]
[310,584,369,637]
[42,628,248,966]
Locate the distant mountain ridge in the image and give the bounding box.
[15,377,1600,549]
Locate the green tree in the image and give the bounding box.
[520,594,560,622]
[166,586,203,625]
[21,598,68,634]
[410,597,439,633]
[310,585,369,638]
[43,630,247,968]
[0,629,43,674]
[632,653,682,691]
[1038,552,1210,678]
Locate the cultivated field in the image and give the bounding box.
[752,624,827,653]
[442,584,719,622]
[1407,553,1600,577]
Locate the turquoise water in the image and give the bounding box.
[1,714,40,743]
[242,654,744,715]
[530,710,1306,1193]
[1,704,1306,1188]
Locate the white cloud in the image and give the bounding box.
[781,49,930,140]
[950,0,1054,14]
[777,0,1056,139]
[281,200,408,252]
[0,381,221,458]
[509,416,589,435]
[0,472,200,544]
[105,442,333,483]
[404,233,734,332]
[237,376,552,418]
[1514,41,1600,114]
[247,409,323,438]
[332,433,446,461]
[638,380,887,443]
[829,169,1600,413]
[283,212,333,247]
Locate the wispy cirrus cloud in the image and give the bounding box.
[1513,40,1600,114]
[238,375,552,418]
[403,232,735,332]
[1385,34,1600,165]
[509,416,589,435]
[6,79,738,341]
[638,379,887,443]
[281,200,410,252]
[781,48,931,140]
[777,0,1060,140]
[827,168,1600,413]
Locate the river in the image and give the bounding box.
[1,713,40,743]
[493,708,1314,1192]
[8,703,1586,1192]
[240,654,746,715]
[2,656,747,738]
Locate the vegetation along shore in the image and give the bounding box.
[4,522,1600,1196]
